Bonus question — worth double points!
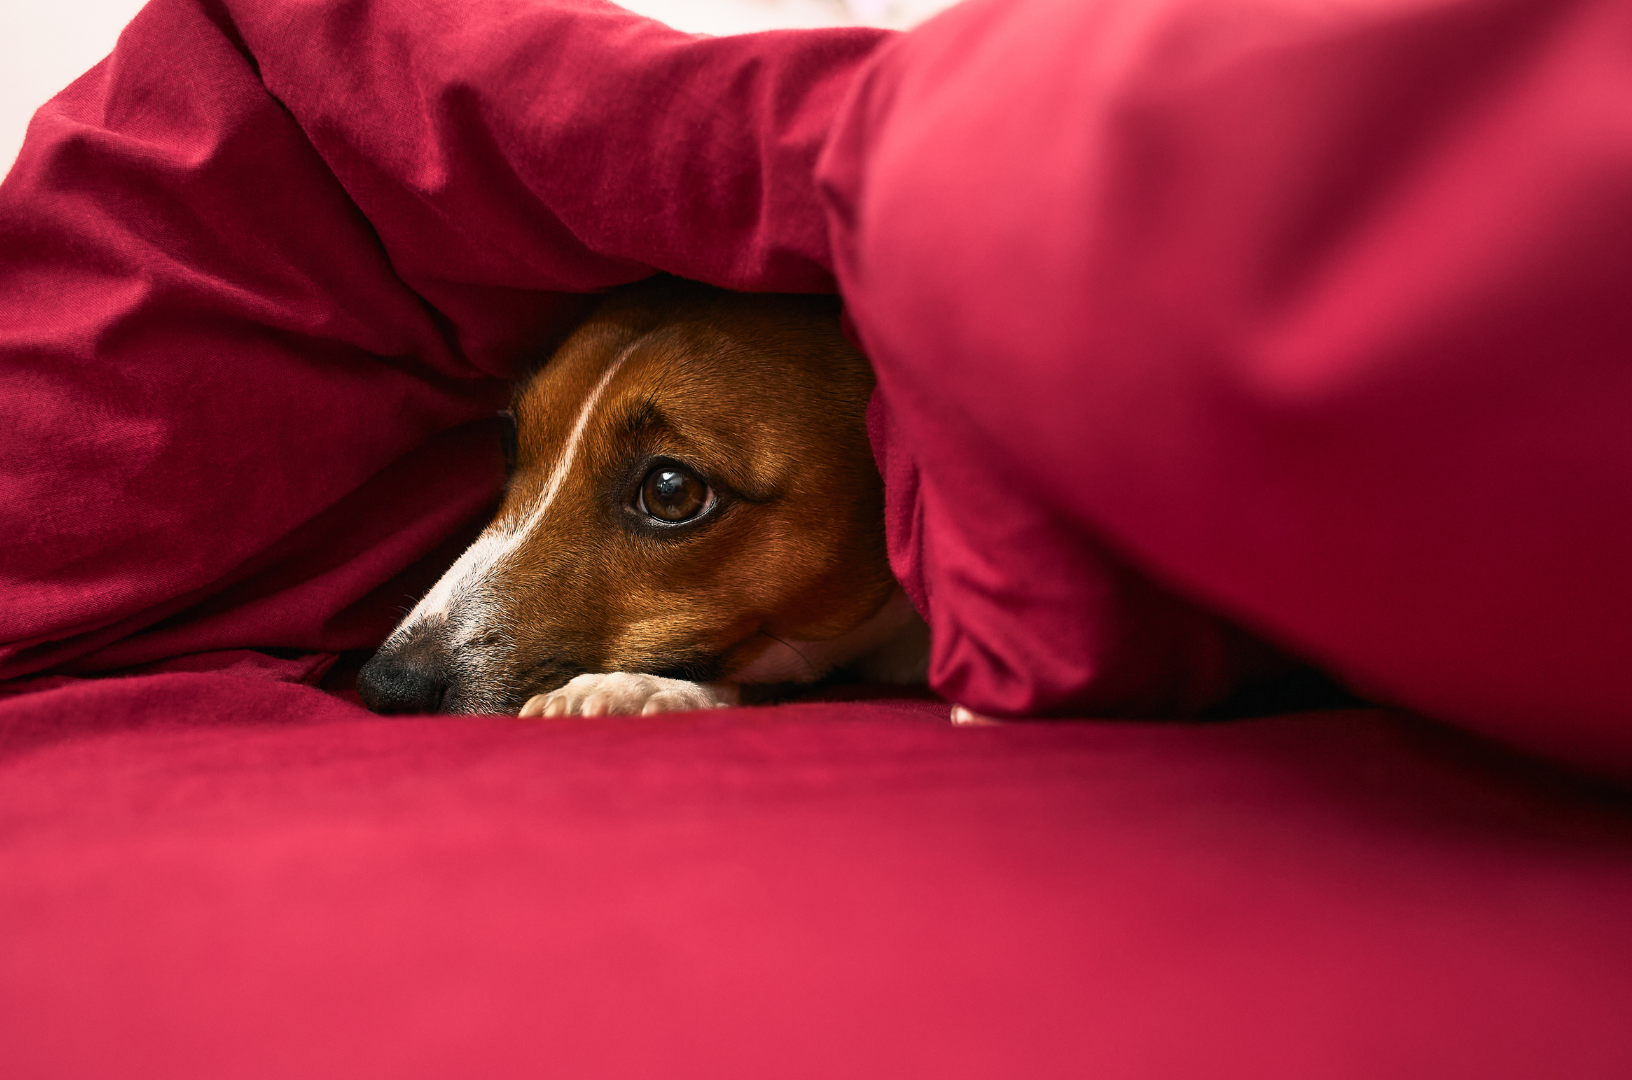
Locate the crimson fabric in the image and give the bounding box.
[0,0,887,680]
[11,0,1628,771]
[4,685,1632,1079]
[5,0,1632,1074]
[819,0,1632,773]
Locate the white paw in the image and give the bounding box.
[518,673,740,718]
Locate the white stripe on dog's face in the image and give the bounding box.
[384,346,633,649]
[508,343,634,546]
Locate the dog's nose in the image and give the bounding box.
[356,646,452,714]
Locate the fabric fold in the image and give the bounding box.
[0,0,889,681]
[821,0,1632,773]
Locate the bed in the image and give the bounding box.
[3,0,1630,1075]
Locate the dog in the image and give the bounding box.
[356,276,930,717]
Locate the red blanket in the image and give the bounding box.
[3,0,1631,1074]
[0,0,879,683]
[826,0,1632,772]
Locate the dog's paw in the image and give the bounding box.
[518,673,740,718]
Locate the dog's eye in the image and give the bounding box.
[639,466,712,524]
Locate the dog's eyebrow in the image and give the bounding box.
[618,398,668,441]
[610,389,780,505]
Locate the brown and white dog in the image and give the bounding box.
[356,277,929,717]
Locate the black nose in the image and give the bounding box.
[356,645,452,714]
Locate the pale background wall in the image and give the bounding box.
[0,0,960,182]
[1,0,150,179]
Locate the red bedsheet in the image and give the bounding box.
[5,681,1631,1079]
[3,0,1631,1074]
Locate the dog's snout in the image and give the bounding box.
[357,640,453,715]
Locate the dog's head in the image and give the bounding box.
[358,278,896,714]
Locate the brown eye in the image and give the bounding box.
[639,465,712,523]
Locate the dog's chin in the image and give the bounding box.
[439,674,573,716]
[435,647,733,716]
[434,689,512,716]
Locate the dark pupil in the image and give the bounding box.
[644,468,706,522]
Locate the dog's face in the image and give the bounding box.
[360,280,897,714]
